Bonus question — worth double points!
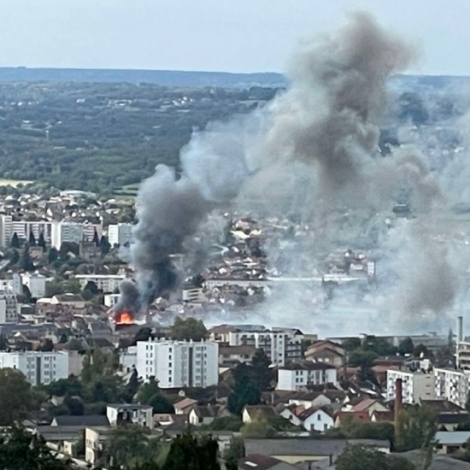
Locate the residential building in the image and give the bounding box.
[104,294,121,308]
[0,351,69,385]
[434,368,470,408]
[182,287,206,303]
[219,345,257,366]
[305,340,345,367]
[136,339,219,388]
[457,342,470,370]
[174,398,198,415]
[386,370,436,404]
[51,222,102,249]
[108,223,133,247]
[209,325,238,344]
[188,405,221,426]
[297,407,335,432]
[51,294,85,309]
[119,346,137,373]
[21,273,46,298]
[228,328,303,366]
[0,291,18,323]
[0,216,53,246]
[75,274,125,293]
[277,362,338,391]
[106,404,153,428]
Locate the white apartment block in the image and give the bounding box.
[386,369,436,404]
[0,273,22,295]
[0,215,54,247]
[0,351,69,385]
[228,329,303,366]
[136,339,219,388]
[108,223,133,247]
[51,222,103,249]
[277,363,338,391]
[457,342,470,370]
[104,293,121,308]
[21,273,46,298]
[106,404,153,428]
[434,367,470,408]
[75,274,125,293]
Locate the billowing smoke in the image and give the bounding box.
[115,165,209,317]
[116,11,465,332]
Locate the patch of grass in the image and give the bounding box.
[0,178,33,187]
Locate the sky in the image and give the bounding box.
[0,0,470,75]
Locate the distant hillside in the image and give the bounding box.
[0,68,468,90]
[0,67,287,89]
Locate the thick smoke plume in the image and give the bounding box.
[117,11,464,333]
[115,165,209,317]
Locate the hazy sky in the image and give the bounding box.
[1,0,469,75]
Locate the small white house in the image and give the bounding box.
[298,408,334,432]
[277,362,337,391]
[106,404,153,429]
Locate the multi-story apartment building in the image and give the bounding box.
[0,216,54,247]
[434,367,470,408]
[106,404,153,428]
[104,293,121,309]
[457,342,470,370]
[21,273,46,298]
[136,339,219,388]
[51,222,102,249]
[108,223,133,247]
[227,327,303,366]
[75,274,125,293]
[0,292,18,323]
[386,369,436,404]
[277,362,338,391]
[0,351,69,385]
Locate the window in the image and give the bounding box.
[317,414,322,421]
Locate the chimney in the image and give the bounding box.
[458,316,463,344]
[394,378,403,424]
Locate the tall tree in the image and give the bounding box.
[19,243,35,271]
[100,236,111,255]
[252,349,272,391]
[10,232,20,248]
[398,337,414,356]
[108,424,154,468]
[228,373,261,416]
[0,368,37,425]
[0,426,73,470]
[335,445,415,470]
[38,232,47,249]
[162,433,220,470]
[93,229,100,247]
[28,231,36,246]
[170,317,208,342]
[48,247,58,264]
[395,406,437,453]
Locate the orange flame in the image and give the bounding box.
[115,312,134,325]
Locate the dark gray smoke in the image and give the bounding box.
[115,165,209,317]
[245,11,416,212]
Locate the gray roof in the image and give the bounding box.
[435,431,470,446]
[245,439,390,459]
[52,415,110,427]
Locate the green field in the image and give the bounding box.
[0,178,33,187]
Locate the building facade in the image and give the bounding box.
[74,274,125,293]
[51,222,102,249]
[0,351,69,385]
[277,363,338,391]
[0,292,18,323]
[136,339,219,388]
[21,273,46,298]
[434,367,470,408]
[227,328,303,366]
[386,369,436,404]
[107,223,133,247]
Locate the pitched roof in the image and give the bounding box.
[191,405,221,418]
[174,398,198,410]
[280,361,336,371]
[335,411,371,424]
[371,411,394,422]
[421,399,466,413]
[53,294,84,303]
[52,415,110,427]
[244,405,278,419]
[352,398,380,412]
[238,454,286,470]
